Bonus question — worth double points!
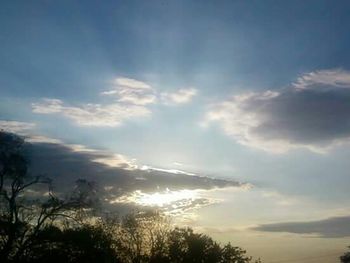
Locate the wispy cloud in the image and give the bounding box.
[33,78,197,127]
[140,165,195,176]
[32,98,151,127]
[114,77,152,90]
[294,69,350,90]
[161,88,198,105]
[103,79,197,105]
[102,77,157,105]
[204,69,350,153]
[0,120,36,134]
[0,119,65,144]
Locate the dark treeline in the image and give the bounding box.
[0,131,347,263]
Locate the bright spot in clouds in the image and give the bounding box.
[112,189,198,207]
[136,189,198,207]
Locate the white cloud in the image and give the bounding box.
[92,153,138,170]
[102,77,157,106]
[161,88,198,105]
[32,99,63,113]
[34,77,198,127]
[63,143,138,170]
[204,69,350,153]
[140,165,195,176]
[0,120,36,134]
[32,78,156,127]
[115,77,152,90]
[27,136,62,144]
[0,120,66,144]
[293,69,350,90]
[32,99,150,127]
[117,85,157,105]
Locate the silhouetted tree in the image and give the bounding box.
[115,211,170,263]
[0,132,98,262]
[167,227,259,263]
[341,247,350,263]
[23,225,120,263]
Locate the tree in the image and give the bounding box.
[115,211,171,263]
[341,247,350,263]
[23,224,120,263]
[167,227,259,263]
[0,131,98,262]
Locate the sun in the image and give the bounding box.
[137,189,198,207]
[112,188,199,208]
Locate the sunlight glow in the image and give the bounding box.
[111,189,199,207]
[138,189,197,207]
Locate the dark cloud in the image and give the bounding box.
[1,129,244,215]
[21,140,243,206]
[251,88,350,145]
[206,69,350,153]
[252,216,350,238]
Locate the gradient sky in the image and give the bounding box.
[2,1,350,262]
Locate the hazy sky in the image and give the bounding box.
[1,1,350,262]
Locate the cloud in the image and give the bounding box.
[252,215,350,238]
[32,98,150,127]
[111,189,218,217]
[7,131,245,196]
[161,88,198,105]
[31,99,63,113]
[103,79,197,106]
[33,78,197,127]
[294,69,350,90]
[0,120,36,134]
[204,69,350,153]
[19,137,245,216]
[114,77,152,90]
[0,119,66,144]
[140,165,195,176]
[102,77,157,105]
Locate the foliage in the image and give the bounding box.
[341,247,350,263]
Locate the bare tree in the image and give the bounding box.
[0,132,98,262]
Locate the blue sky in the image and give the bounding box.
[2,1,350,261]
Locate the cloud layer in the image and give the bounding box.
[205,69,350,153]
[0,131,243,215]
[253,215,350,238]
[33,77,197,127]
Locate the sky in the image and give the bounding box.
[1,0,350,262]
